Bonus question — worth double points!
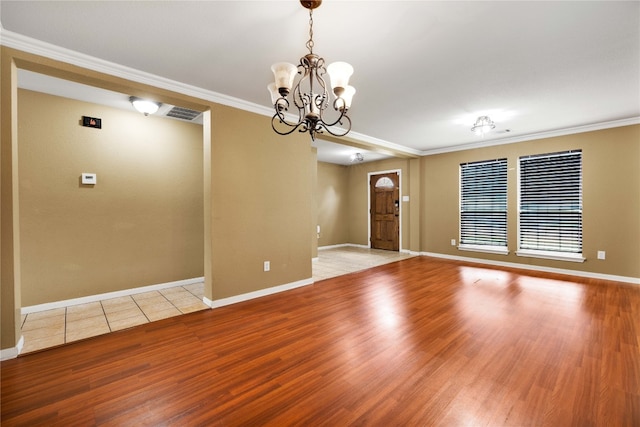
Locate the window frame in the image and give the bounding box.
[516,150,585,263]
[459,158,509,255]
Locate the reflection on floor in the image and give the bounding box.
[19,246,413,354]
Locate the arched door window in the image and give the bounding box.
[375,177,395,188]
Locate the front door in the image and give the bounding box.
[370,172,399,251]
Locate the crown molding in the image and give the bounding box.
[419,117,640,156]
[3,28,637,158]
[0,28,273,117]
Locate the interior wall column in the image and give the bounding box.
[408,157,422,253]
[1,47,23,357]
[202,109,213,305]
[311,147,318,259]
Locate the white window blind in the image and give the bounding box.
[518,150,583,260]
[460,158,508,253]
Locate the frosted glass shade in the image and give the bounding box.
[271,62,297,92]
[340,85,356,110]
[130,97,160,116]
[327,61,354,90]
[267,83,280,104]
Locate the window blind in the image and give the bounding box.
[460,158,508,249]
[518,150,582,255]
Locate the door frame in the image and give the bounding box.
[367,169,402,251]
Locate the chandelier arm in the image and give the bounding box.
[271,114,306,136]
[317,105,350,129]
[315,114,352,137]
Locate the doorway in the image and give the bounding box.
[369,171,400,251]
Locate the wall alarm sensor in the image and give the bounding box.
[81,173,97,185]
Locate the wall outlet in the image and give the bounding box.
[264,261,270,272]
[597,251,606,260]
[451,239,456,246]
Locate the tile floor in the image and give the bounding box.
[313,246,414,281]
[20,282,208,354]
[20,247,414,354]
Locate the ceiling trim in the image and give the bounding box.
[419,117,640,156]
[2,28,637,159]
[0,29,273,119]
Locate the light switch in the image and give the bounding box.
[81,173,97,185]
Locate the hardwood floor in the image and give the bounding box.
[2,256,639,426]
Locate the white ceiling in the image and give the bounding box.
[2,1,639,164]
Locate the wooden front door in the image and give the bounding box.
[370,172,399,251]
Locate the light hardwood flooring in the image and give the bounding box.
[3,256,638,425]
[19,246,412,354]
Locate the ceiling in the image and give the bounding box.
[1,1,639,165]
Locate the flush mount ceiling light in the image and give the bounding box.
[268,0,355,141]
[471,116,496,137]
[350,153,364,163]
[130,96,161,116]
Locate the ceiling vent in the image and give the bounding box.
[165,106,202,121]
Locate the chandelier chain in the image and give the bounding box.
[306,9,314,54]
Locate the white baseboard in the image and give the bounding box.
[402,249,421,256]
[21,277,205,314]
[318,243,370,250]
[204,278,314,309]
[421,252,640,285]
[1,336,24,361]
[319,243,418,254]
[318,243,352,250]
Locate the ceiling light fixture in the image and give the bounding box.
[268,0,355,141]
[471,116,496,137]
[350,153,364,163]
[130,96,161,116]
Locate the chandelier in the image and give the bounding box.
[471,116,496,136]
[268,0,355,141]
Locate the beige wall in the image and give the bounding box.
[207,105,312,300]
[18,89,204,306]
[1,47,315,353]
[420,124,640,278]
[316,161,349,247]
[2,45,637,355]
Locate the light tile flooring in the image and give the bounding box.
[20,247,413,354]
[20,283,208,354]
[313,246,415,281]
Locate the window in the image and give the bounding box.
[517,150,584,262]
[459,158,508,254]
[375,177,395,188]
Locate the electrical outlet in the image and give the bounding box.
[264,261,270,272]
[597,251,606,260]
[451,239,456,246]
